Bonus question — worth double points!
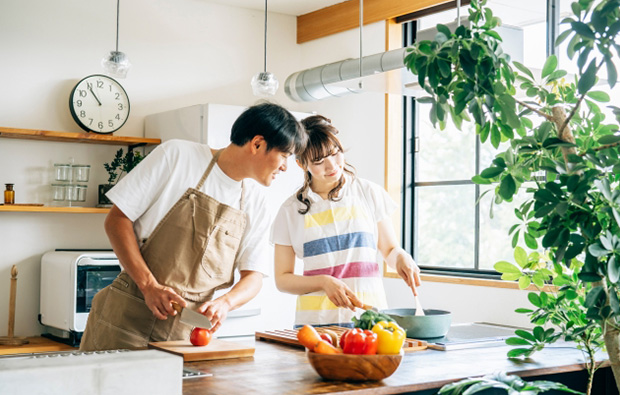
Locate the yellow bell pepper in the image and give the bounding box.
[372,321,406,354]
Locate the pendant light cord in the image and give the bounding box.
[115,0,120,52]
[359,0,363,77]
[263,0,268,73]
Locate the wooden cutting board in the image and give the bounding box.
[255,326,427,353]
[148,339,255,362]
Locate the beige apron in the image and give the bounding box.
[80,150,247,351]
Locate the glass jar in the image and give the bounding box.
[76,184,88,202]
[52,184,66,201]
[72,165,90,182]
[4,183,15,204]
[54,163,71,181]
[65,184,79,202]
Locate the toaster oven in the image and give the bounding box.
[39,250,122,345]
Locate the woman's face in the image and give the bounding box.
[306,147,344,185]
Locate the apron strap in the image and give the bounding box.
[195,149,223,190]
[195,149,246,211]
[240,180,245,211]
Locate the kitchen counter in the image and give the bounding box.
[182,338,611,394]
[0,336,76,355]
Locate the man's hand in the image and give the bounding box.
[197,298,232,333]
[141,282,187,320]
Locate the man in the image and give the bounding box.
[80,102,306,351]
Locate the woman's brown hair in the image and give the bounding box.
[296,115,355,214]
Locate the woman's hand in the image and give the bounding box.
[197,298,232,333]
[321,276,360,311]
[394,251,421,296]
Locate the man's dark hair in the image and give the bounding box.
[230,102,306,155]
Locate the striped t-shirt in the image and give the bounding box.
[271,176,396,327]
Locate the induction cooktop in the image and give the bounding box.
[426,322,522,351]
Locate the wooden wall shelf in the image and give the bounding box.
[0,205,110,214]
[0,126,160,147]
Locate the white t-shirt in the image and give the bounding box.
[270,175,396,326]
[107,139,270,275]
[271,175,396,257]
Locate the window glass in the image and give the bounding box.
[415,185,476,269]
[407,0,549,273]
[416,108,476,183]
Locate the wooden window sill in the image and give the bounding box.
[385,272,555,292]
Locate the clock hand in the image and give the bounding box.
[89,87,102,106]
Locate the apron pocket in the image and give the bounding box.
[201,224,241,279]
[97,285,156,349]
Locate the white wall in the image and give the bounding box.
[0,0,531,337]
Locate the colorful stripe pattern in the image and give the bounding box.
[303,261,379,278]
[303,231,374,258]
[295,197,387,326]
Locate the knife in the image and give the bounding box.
[172,303,212,330]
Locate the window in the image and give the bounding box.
[402,0,564,276]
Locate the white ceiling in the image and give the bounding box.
[205,0,346,16]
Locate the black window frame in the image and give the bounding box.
[401,0,559,279]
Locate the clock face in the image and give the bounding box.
[69,74,130,134]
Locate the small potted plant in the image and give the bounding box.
[98,148,144,207]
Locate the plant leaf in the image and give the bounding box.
[586,91,610,102]
[499,174,517,200]
[541,55,557,78]
[495,261,521,274]
[578,59,598,95]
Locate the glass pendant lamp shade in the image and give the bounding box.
[102,50,131,79]
[251,0,277,96]
[251,71,279,96]
[102,0,130,79]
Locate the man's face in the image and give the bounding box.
[256,146,291,187]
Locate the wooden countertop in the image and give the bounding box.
[0,337,76,356]
[182,338,604,394]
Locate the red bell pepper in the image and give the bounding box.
[340,328,378,355]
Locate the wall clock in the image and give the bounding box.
[69,74,130,134]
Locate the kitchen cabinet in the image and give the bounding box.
[0,126,160,213]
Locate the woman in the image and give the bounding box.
[270,115,421,328]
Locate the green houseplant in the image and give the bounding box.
[98,148,144,206]
[402,0,620,393]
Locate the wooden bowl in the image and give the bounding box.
[306,350,403,381]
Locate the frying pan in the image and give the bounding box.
[381,308,452,339]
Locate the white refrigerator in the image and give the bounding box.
[145,103,309,337]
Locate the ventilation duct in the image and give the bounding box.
[285,19,523,102]
[285,47,409,102]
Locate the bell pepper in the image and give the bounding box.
[340,328,378,355]
[372,321,406,354]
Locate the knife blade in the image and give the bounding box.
[172,303,212,330]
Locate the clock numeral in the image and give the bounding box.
[98,121,104,130]
[78,90,87,97]
[76,100,83,107]
[88,118,94,125]
[115,92,120,100]
[80,110,86,118]
[86,82,93,90]
[118,103,124,110]
[115,114,121,120]
[108,120,114,128]
[97,80,104,89]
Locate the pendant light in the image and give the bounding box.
[251,0,279,96]
[101,0,131,79]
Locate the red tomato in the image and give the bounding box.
[190,327,212,347]
[319,333,333,345]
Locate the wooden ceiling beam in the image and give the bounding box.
[297,0,453,44]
